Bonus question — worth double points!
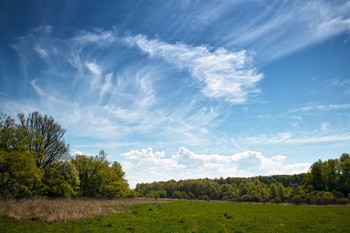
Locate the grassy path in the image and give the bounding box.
[0,200,349,233]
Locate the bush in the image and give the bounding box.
[332,190,344,199]
[311,196,325,205]
[241,194,253,202]
[336,198,348,205]
[321,192,335,205]
[200,195,211,201]
[271,198,282,204]
[291,195,303,205]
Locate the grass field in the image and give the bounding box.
[0,199,349,233]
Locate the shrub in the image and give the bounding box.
[291,195,303,205]
[336,198,348,205]
[271,198,282,204]
[321,192,335,205]
[311,196,325,205]
[200,195,211,201]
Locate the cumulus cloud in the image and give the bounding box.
[122,147,310,188]
[125,35,263,103]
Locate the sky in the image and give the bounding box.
[0,0,350,187]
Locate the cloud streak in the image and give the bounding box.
[212,1,350,62]
[125,35,262,103]
[243,132,350,146]
[295,104,350,112]
[3,27,225,153]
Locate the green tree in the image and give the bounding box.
[321,159,338,191]
[0,151,42,198]
[42,161,80,198]
[269,183,278,200]
[17,112,70,169]
[0,115,27,152]
[147,190,160,199]
[289,184,304,198]
[309,160,324,190]
[188,192,195,199]
[277,183,285,200]
[72,152,132,198]
[42,167,75,198]
[55,161,80,194]
[72,154,102,197]
[338,153,350,195]
[173,191,183,199]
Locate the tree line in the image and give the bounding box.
[136,154,350,205]
[1,111,349,204]
[0,112,136,198]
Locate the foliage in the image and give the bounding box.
[72,152,135,198]
[0,112,133,199]
[42,161,80,198]
[291,195,303,205]
[0,151,42,198]
[17,112,70,169]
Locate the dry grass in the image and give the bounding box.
[0,198,168,222]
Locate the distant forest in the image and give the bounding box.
[1,112,349,205]
[136,153,350,205]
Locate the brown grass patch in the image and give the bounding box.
[0,198,169,222]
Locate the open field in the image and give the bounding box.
[0,199,349,233]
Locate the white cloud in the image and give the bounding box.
[72,150,84,156]
[122,147,310,188]
[34,45,48,58]
[85,62,101,76]
[295,104,350,112]
[72,30,115,43]
[125,35,262,103]
[327,78,350,87]
[244,131,350,145]
[220,1,350,62]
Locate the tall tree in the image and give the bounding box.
[309,159,324,190]
[269,183,278,200]
[72,153,133,198]
[338,153,350,195]
[0,115,22,152]
[0,151,43,198]
[17,112,70,168]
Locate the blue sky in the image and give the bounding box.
[1,0,350,187]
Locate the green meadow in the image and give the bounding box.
[1,200,349,233]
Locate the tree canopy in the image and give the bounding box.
[0,112,135,199]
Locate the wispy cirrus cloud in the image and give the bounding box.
[122,147,310,187]
[125,35,263,103]
[243,131,350,146]
[4,27,224,153]
[213,1,350,62]
[295,104,350,112]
